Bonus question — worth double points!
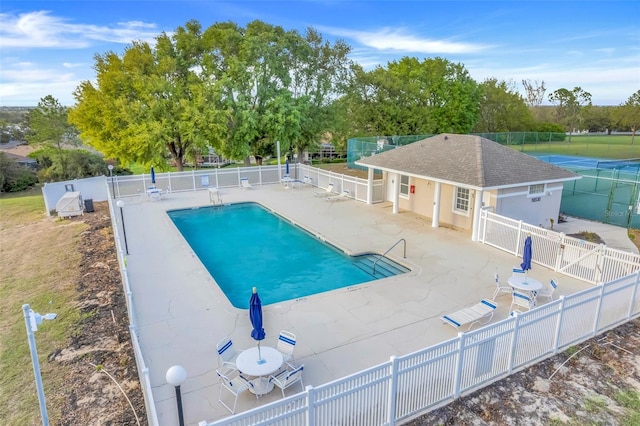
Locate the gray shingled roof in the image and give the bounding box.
[355,134,578,188]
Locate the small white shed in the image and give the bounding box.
[56,191,84,218]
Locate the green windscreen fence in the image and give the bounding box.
[561,167,640,229]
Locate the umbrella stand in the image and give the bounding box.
[257,341,265,364]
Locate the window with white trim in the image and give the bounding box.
[454,187,470,213]
[528,184,545,196]
[400,175,409,196]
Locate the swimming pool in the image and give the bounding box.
[167,203,409,308]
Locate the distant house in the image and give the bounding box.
[3,152,38,169]
[355,134,580,241]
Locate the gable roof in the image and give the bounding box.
[354,134,579,189]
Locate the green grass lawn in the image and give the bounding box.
[518,135,640,159]
[0,191,84,424]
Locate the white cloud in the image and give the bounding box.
[0,10,161,49]
[319,25,490,54]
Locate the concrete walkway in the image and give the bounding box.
[553,215,638,254]
[119,185,623,425]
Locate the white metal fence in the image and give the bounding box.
[203,271,640,426]
[103,163,386,204]
[106,188,159,425]
[478,209,640,284]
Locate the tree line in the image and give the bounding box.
[2,19,640,186]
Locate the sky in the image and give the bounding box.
[1,1,638,107]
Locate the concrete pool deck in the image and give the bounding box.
[121,184,609,425]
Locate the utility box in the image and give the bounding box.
[56,191,84,218]
[84,198,94,213]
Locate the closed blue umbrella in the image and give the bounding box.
[285,159,290,176]
[250,287,266,363]
[150,166,156,185]
[521,235,532,272]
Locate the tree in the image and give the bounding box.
[70,21,226,171]
[474,78,534,132]
[0,152,38,192]
[614,90,640,144]
[548,87,592,141]
[343,57,480,136]
[27,95,78,177]
[521,79,546,121]
[581,105,614,133]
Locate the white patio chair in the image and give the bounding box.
[240,177,253,190]
[535,277,558,303]
[440,299,497,331]
[216,336,240,370]
[269,364,304,399]
[509,290,535,314]
[492,272,512,300]
[216,368,257,414]
[314,183,334,196]
[276,330,297,368]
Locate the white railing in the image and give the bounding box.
[202,272,640,426]
[107,164,386,204]
[107,189,159,426]
[479,209,640,284]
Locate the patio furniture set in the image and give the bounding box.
[441,268,559,331]
[215,331,304,414]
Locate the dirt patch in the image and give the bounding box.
[52,202,147,425]
[567,231,606,245]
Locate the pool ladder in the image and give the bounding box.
[372,239,406,276]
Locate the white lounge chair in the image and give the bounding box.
[240,177,253,190]
[269,364,304,399]
[441,299,497,331]
[276,330,297,368]
[492,272,512,300]
[314,183,334,196]
[325,189,350,201]
[534,278,558,303]
[217,368,257,414]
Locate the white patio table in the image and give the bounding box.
[508,274,543,293]
[235,346,283,396]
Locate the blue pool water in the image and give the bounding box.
[167,203,405,308]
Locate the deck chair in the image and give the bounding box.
[534,278,558,303]
[216,336,240,370]
[441,299,497,331]
[240,177,253,190]
[492,272,512,300]
[314,183,334,196]
[269,364,304,399]
[325,189,350,201]
[510,290,535,314]
[276,330,297,368]
[217,368,257,414]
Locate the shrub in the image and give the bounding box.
[0,152,39,192]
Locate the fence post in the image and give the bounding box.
[214,168,218,188]
[453,333,464,398]
[628,272,640,319]
[168,172,172,194]
[596,245,606,284]
[593,284,606,336]
[305,385,315,426]
[552,296,565,353]
[554,234,566,272]
[192,170,196,191]
[387,356,399,426]
[507,313,520,374]
[516,221,523,255]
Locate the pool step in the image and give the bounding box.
[353,254,410,279]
